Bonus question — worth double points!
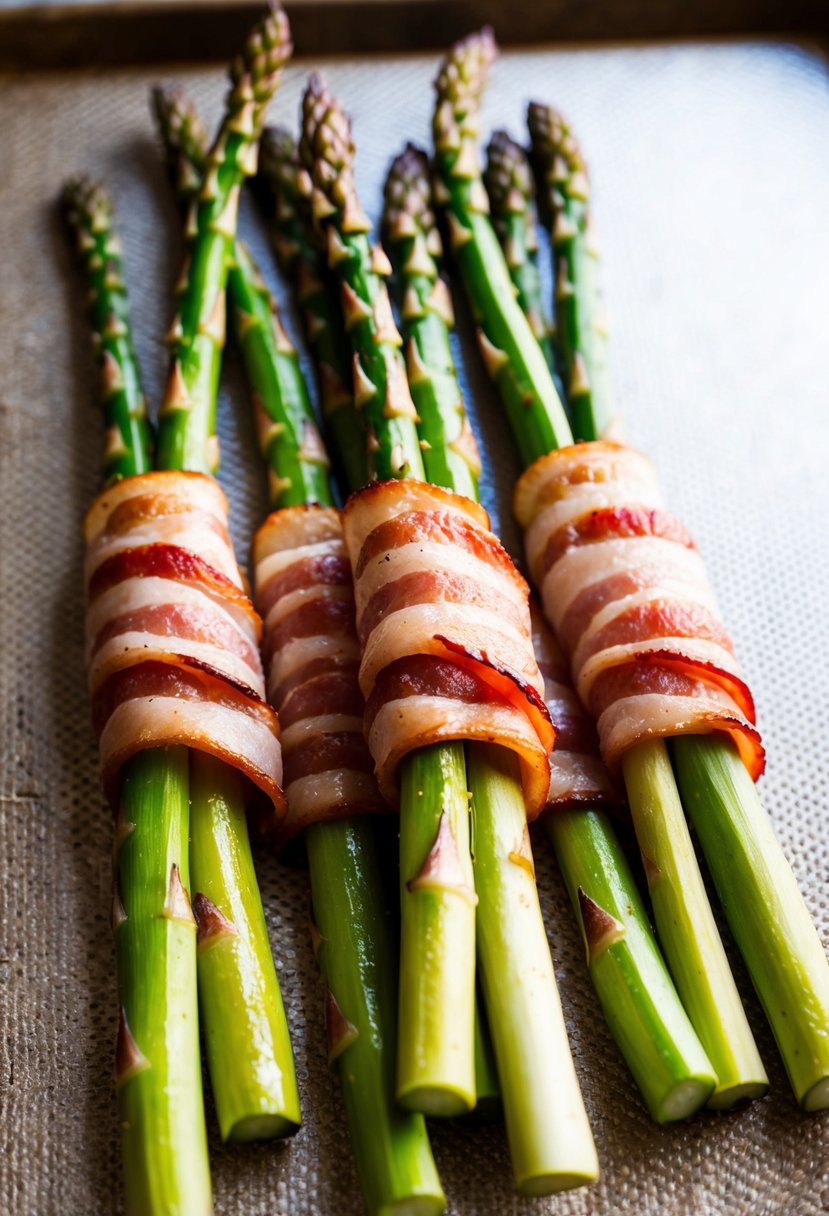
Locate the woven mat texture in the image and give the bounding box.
[1,36,828,1216]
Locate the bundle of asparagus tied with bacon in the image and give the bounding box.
[433,26,829,1115]
[64,7,302,1214]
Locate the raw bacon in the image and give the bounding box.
[254,505,386,843]
[514,442,764,779]
[84,471,284,820]
[343,480,554,815]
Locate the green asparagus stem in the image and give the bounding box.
[154,4,303,1144]
[382,133,598,1183]
[116,749,211,1216]
[432,31,571,469]
[673,736,829,1110]
[155,2,292,473]
[300,74,477,1117]
[382,143,480,499]
[62,179,153,481]
[432,27,742,1122]
[153,85,332,510]
[307,820,446,1215]
[622,741,767,1106]
[189,756,300,1141]
[547,809,716,1121]
[259,127,367,493]
[527,103,614,441]
[64,179,210,1210]
[467,746,597,1192]
[483,131,558,379]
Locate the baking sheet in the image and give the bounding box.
[0,35,828,1216]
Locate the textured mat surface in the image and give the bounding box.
[1,35,828,1216]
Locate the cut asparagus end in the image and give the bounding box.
[658,1078,718,1124]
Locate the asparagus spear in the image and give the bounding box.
[62,179,211,1214]
[153,84,331,510]
[527,103,614,441]
[382,142,480,499]
[258,127,368,493]
[299,74,478,1120]
[483,130,559,381]
[432,27,762,1119]
[158,84,445,1213]
[525,94,829,1109]
[154,3,302,1145]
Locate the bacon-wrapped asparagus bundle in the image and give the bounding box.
[385,138,721,1126]
[434,28,828,1111]
[68,8,298,1212]
[299,77,598,1192]
[434,30,768,1112]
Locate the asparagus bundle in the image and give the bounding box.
[300,75,598,1193]
[434,29,828,1111]
[155,84,445,1216]
[431,29,735,1121]
[67,8,299,1213]
[525,103,828,1112]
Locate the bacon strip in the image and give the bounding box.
[343,480,553,816]
[85,471,284,823]
[514,442,764,779]
[531,607,621,809]
[254,505,386,844]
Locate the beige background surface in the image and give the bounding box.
[1,35,828,1216]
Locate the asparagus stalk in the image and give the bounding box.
[153,84,332,510]
[483,130,559,381]
[432,28,750,1120]
[258,127,368,493]
[380,128,598,1187]
[527,104,614,440]
[382,143,480,499]
[154,3,302,1144]
[62,180,210,1213]
[300,75,478,1118]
